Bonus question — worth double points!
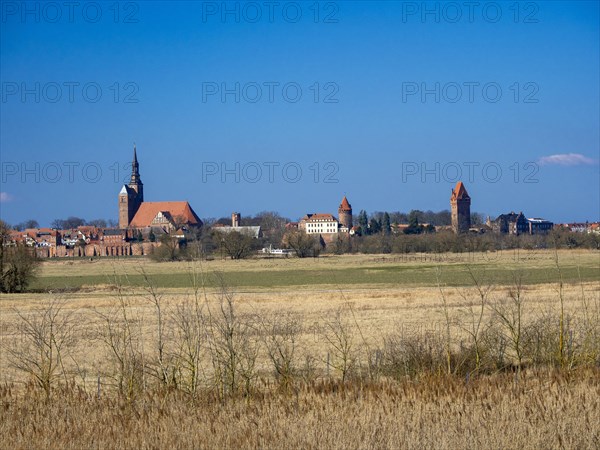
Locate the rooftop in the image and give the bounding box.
[129,202,202,228]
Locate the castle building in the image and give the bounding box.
[450,181,471,234]
[338,196,353,231]
[488,212,528,235]
[299,214,339,235]
[488,212,553,235]
[118,145,202,231]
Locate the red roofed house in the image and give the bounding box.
[299,213,339,235]
[118,145,202,232]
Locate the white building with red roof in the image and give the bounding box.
[299,213,339,235]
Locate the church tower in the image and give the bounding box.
[338,196,353,230]
[450,181,471,234]
[118,144,144,229]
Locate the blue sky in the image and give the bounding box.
[1,0,598,225]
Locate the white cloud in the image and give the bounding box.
[538,153,597,166]
[0,192,13,203]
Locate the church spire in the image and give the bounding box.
[130,143,141,185]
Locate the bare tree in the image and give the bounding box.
[218,230,255,260]
[284,230,321,258]
[457,265,494,373]
[7,298,76,398]
[170,260,211,393]
[322,309,356,382]
[261,313,302,391]
[95,271,145,399]
[150,234,181,261]
[139,268,175,387]
[491,271,527,373]
[552,248,566,367]
[172,297,206,393]
[436,267,453,375]
[205,274,259,397]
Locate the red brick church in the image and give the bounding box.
[118,145,202,231]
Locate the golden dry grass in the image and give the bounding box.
[1,371,599,449]
[1,279,598,385]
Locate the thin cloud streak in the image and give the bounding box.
[538,153,597,166]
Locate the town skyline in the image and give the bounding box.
[6,148,596,262]
[3,145,587,232]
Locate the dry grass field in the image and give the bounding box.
[2,372,599,449]
[1,249,599,449]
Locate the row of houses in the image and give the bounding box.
[6,226,161,258]
[558,222,600,234]
[8,227,127,248]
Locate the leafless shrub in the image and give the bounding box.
[261,313,302,392]
[381,331,448,379]
[94,275,146,400]
[436,267,453,375]
[171,297,207,394]
[456,265,495,374]
[322,309,357,382]
[139,268,178,388]
[6,297,76,398]
[490,271,528,373]
[205,274,259,397]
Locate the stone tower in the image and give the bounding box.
[338,196,353,230]
[118,144,144,229]
[450,181,471,234]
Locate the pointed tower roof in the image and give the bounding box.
[451,181,470,201]
[339,196,352,211]
[130,143,142,185]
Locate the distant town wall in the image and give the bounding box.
[35,242,159,258]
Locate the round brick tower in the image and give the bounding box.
[338,196,353,230]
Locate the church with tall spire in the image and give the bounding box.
[118,144,144,229]
[118,145,202,231]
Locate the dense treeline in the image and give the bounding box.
[328,228,600,255]
[153,227,599,262]
[10,217,118,230]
